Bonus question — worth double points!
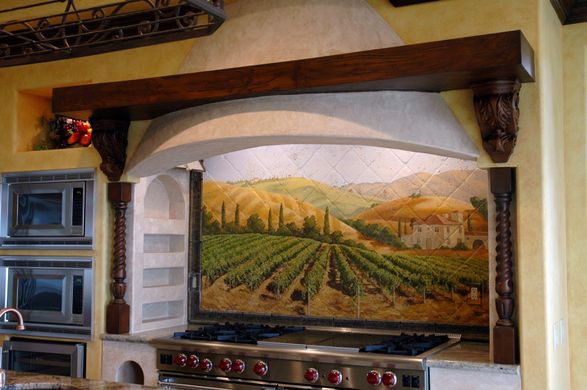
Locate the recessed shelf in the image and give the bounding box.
[142,301,183,323]
[143,267,184,288]
[143,234,185,253]
[142,218,187,235]
[142,253,186,269]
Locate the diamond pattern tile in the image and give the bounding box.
[199,144,489,326]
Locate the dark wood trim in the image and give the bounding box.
[106,182,132,334]
[89,118,130,182]
[490,168,518,364]
[188,169,203,316]
[53,30,535,121]
[388,0,438,6]
[473,80,521,163]
[550,0,587,25]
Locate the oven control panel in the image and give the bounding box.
[158,349,426,389]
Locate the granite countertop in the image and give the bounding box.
[100,325,187,343]
[427,342,520,375]
[2,371,156,390]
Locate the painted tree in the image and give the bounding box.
[221,201,226,229]
[234,204,240,226]
[397,220,402,238]
[323,207,331,235]
[278,203,285,228]
[247,213,265,233]
[268,208,274,233]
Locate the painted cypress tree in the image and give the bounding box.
[278,203,285,228]
[268,208,274,233]
[221,201,226,229]
[397,220,402,238]
[467,212,473,232]
[323,207,331,235]
[234,204,240,227]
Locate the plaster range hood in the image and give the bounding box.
[128,0,482,177]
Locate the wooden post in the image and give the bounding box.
[106,182,132,334]
[490,167,517,364]
[90,117,132,334]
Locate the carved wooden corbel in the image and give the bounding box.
[89,118,130,182]
[490,167,517,364]
[473,80,521,163]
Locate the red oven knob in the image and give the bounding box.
[174,354,187,368]
[187,355,199,368]
[219,358,232,372]
[304,368,319,383]
[232,359,246,374]
[253,361,268,376]
[327,370,343,385]
[367,370,381,386]
[382,371,398,388]
[198,358,213,372]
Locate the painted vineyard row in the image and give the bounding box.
[202,234,488,300]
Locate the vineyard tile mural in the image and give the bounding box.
[200,145,489,325]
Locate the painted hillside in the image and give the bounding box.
[203,181,365,243]
[340,170,488,203]
[234,177,383,219]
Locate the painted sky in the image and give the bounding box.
[203,144,478,187]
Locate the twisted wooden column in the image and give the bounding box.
[90,116,132,334]
[490,168,517,364]
[106,182,132,334]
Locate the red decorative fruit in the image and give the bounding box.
[79,133,92,147]
[67,132,81,145]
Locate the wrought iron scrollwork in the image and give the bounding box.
[0,0,225,66]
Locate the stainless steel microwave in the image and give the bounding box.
[0,169,94,249]
[0,256,93,339]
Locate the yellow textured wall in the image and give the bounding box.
[0,2,195,376]
[562,21,587,390]
[538,1,570,388]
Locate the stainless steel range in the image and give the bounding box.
[154,323,459,390]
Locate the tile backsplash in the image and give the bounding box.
[199,145,489,326]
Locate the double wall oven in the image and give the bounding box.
[0,256,93,338]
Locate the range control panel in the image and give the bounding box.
[158,349,426,389]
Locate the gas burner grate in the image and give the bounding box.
[174,323,305,344]
[360,333,450,356]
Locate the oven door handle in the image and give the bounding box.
[158,380,276,390]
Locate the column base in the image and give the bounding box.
[493,325,517,364]
[106,302,130,334]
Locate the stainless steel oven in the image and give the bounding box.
[0,256,92,339]
[2,339,85,377]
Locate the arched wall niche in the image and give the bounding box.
[144,174,186,220]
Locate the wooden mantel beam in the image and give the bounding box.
[53,30,534,121]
